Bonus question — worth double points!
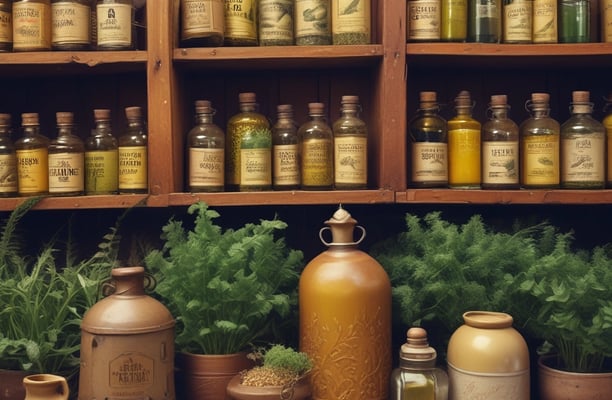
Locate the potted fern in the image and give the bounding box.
[145,202,304,400]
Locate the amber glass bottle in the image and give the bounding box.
[333,95,367,189]
[48,112,85,196]
[85,109,118,195]
[447,90,481,188]
[224,0,257,46]
[272,104,300,190]
[180,0,225,47]
[0,114,17,197]
[187,100,225,192]
[16,113,49,196]
[118,106,147,194]
[51,0,92,50]
[13,0,52,51]
[96,0,135,50]
[299,102,333,190]
[0,0,12,51]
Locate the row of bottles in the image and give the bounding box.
[187,92,368,192]
[0,107,147,197]
[409,89,612,189]
[180,0,372,47]
[407,0,612,43]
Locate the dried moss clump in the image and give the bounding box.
[241,344,313,387]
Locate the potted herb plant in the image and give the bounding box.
[145,202,304,400]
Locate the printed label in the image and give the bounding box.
[532,0,557,43]
[17,148,48,194]
[48,152,84,193]
[85,149,118,193]
[332,0,370,34]
[504,0,533,42]
[561,136,605,183]
[448,364,530,400]
[408,0,440,40]
[13,2,51,50]
[189,147,224,187]
[0,10,12,43]
[97,3,132,47]
[295,0,330,38]
[240,147,271,186]
[224,0,257,40]
[109,353,153,388]
[273,144,299,186]
[411,142,448,182]
[482,141,519,185]
[259,0,294,42]
[52,2,91,45]
[181,0,224,39]
[0,153,17,194]
[301,138,332,186]
[604,0,612,42]
[334,136,367,185]
[522,135,559,185]
[118,145,147,189]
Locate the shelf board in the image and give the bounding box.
[397,189,612,205]
[0,194,150,211]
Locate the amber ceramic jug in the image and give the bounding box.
[78,266,176,399]
[447,311,530,400]
[299,206,392,399]
[23,374,69,400]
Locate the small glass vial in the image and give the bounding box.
[560,90,605,189]
[503,0,533,43]
[187,100,225,192]
[604,93,612,187]
[85,109,118,195]
[331,0,371,44]
[13,0,52,51]
[96,0,135,50]
[333,95,367,189]
[299,102,333,190]
[180,0,225,47]
[259,0,294,46]
[408,91,448,188]
[481,94,519,189]
[51,0,92,50]
[468,0,501,43]
[224,0,258,46]
[272,104,300,190]
[440,0,467,41]
[558,0,590,43]
[390,327,449,400]
[16,113,50,196]
[294,0,332,45]
[532,0,557,43]
[48,112,85,196]
[407,0,441,42]
[118,106,147,194]
[447,90,481,189]
[0,114,18,197]
[0,0,12,52]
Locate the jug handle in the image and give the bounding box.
[319,225,366,246]
[59,378,69,400]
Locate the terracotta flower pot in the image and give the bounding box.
[226,372,312,400]
[0,369,29,400]
[538,355,612,400]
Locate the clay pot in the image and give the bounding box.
[226,372,312,400]
[23,374,69,400]
[538,355,612,400]
[0,369,29,400]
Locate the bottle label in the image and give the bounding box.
[302,138,333,186]
[332,0,371,34]
[604,0,612,42]
[0,153,17,194]
[240,148,271,186]
[85,149,118,194]
[334,136,367,186]
[522,135,559,185]
[448,128,481,186]
[411,142,448,183]
[561,136,605,184]
[189,147,224,188]
[408,0,440,41]
[259,0,294,43]
[224,0,257,41]
[109,352,153,388]
[48,152,84,193]
[295,0,330,38]
[13,2,51,50]
[0,10,11,43]
[52,2,91,45]
[532,0,557,43]
[503,0,533,42]
[118,145,147,190]
[17,148,48,194]
[181,0,225,39]
[97,3,132,47]
[482,141,519,185]
[273,144,299,186]
[448,364,530,399]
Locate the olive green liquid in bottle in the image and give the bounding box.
[48,112,85,196]
[51,0,92,50]
[272,104,300,190]
[0,114,18,197]
[447,90,481,189]
[0,0,12,52]
[188,100,225,192]
[13,0,52,51]
[333,95,367,189]
[299,102,333,190]
[16,113,50,196]
[468,0,501,42]
[85,109,118,195]
[118,106,147,194]
[440,0,467,41]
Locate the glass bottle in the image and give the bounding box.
[180,0,225,47]
[51,0,92,50]
[225,92,272,191]
[85,109,118,195]
[389,327,449,400]
[408,91,448,187]
[407,0,441,42]
[223,0,258,46]
[604,93,612,187]
[258,0,294,46]
[0,0,12,52]
[440,0,467,41]
[532,0,557,43]
[603,0,612,42]
[558,0,589,43]
[0,114,17,197]
[294,0,332,45]
[560,90,605,189]
[15,113,49,196]
[502,0,532,43]
[12,0,52,51]
[118,106,147,194]
[299,102,333,190]
[272,104,300,190]
[467,0,501,43]
[331,0,371,44]
[481,94,519,189]
[447,90,481,189]
[519,92,560,188]
[96,0,135,50]
[48,111,85,196]
[333,95,367,189]
[187,100,225,192]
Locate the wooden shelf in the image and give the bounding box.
[397,189,612,205]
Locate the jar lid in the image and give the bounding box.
[400,327,437,363]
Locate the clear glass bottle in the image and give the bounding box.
[258,0,294,46]
[187,100,225,192]
[0,114,18,197]
[333,95,367,189]
[294,0,332,45]
[51,0,92,50]
[85,108,118,195]
[0,0,12,52]
[560,90,605,189]
[118,106,147,194]
[558,0,589,43]
[407,0,441,42]
[532,0,557,43]
[272,104,300,190]
[481,94,519,189]
[15,112,49,196]
[440,0,467,41]
[224,0,258,46]
[519,92,560,188]
[408,91,448,187]
[468,0,501,43]
[48,111,85,196]
[390,327,449,400]
[13,0,52,51]
[180,0,225,47]
[448,90,481,189]
[96,0,135,50]
[604,93,612,187]
[502,0,532,43]
[331,0,371,44]
[299,102,333,190]
[225,92,272,191]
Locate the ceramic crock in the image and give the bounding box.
[23,374,69,400]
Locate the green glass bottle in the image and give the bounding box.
[468,0,501,43]
[441,0,467,41]
[558,0,590,43]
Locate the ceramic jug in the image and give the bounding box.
[23,374,69,400]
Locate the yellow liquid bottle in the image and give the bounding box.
[16,113,50,196]
[447,90,481,188]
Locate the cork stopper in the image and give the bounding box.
[341,95,360,105]
[490,95,508,107]
[572,91,590,103]
[308,102,325,115]
[239,92,256,104]
[195,100,213,114]
[455,90,472,108]
[56,112,74,125]
[420,91,437,103]
[0,113,11,127]
[21,113,39,126]
[277,104,293,113]
[531,93,550,104]
[94,109,111,121]
[400,327,437,363]
[125,106,142,120]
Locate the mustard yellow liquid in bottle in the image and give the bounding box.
[447,90,481,188]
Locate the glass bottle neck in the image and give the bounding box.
[455,106,472,116]
[240,103,257,113]
[57,125,75,136]
[490,107,509,119]
[94,120,112,134]
[341,106,360,117]
[22,125,40,135]
[196,113,214,124]
[570,104,593,115]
